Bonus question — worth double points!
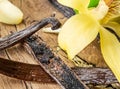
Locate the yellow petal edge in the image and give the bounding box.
[57,0,89,13]
[100,27,120,82]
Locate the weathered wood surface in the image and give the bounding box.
[0,0,113,89]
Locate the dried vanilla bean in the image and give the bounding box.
[72,67,118,85]
[25,36,89,89]
[0,17,61,50]
[48,0,75,18]
[0,57,55,83]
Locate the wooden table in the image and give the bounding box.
[0,0,116,89]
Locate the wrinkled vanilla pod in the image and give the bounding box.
[48,0,75,18]
[0,57,55,83]
[25,36,89,89]
[73,67,118,85]
[0,17,61,50]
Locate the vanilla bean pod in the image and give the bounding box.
[72,67,118,85]
[25,36,89,89]
[0,17,61,50]
[48,0,75,18]
[0,58,55,83]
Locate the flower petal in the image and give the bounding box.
[89,0,109,21]
[104,0,113,6]
[58,14,100,59]
[57,0,89,12]
[104,21,120,37]
[100,27,120,82]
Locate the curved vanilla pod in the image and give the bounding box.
[48,0,75,18]
[26,36,89,89]
[0,57,55,83]
[0,17,61,50]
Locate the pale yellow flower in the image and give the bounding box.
[58,0,120,82]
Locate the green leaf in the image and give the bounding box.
[88,0,100,8]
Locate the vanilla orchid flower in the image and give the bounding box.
[58,0,120,82]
